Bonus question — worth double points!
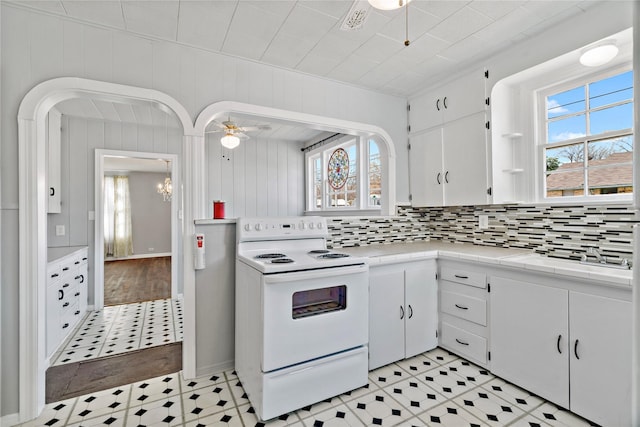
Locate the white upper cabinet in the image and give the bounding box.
[408,69,490,207]
[409,69,488,134]
[409,112,489,207]
[47,109,62,214]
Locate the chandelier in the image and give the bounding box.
[157,160,172,202]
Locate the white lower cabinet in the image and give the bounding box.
[491,276,631,427]
[369,259,438,370]
[46,247,89,361]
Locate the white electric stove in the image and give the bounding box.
[235,216,370,421]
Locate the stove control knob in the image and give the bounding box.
[255,223,263,231]
[309,222,315,229]
[244,223,251,232]
[317,222,323,229]
[299,221,306,230]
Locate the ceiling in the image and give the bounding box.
[12,0,608,97]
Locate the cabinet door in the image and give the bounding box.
[442,112,489,206]
[490,277,569,408]
[441,69,487,123]
[404,261,438,358]
[47,109,62,213]
[409,90,443,133]
[569,292,631,427]
[369,268,406,370]
[409,128,444,207]
[46,284,61,358]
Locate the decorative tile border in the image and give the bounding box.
[327,204,639,262]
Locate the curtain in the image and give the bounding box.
[104,175,134,257]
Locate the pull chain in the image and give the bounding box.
[404,2,410,46]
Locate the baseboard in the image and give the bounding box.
[105,253,171,262]
[193,360,234,379]
[1,412,20,427]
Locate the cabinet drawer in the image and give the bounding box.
[440,267,486,288]
[441,291,486,326]
[441,322,487,364]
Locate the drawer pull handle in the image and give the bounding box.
[62,323,69,329]
[455,338,469,346]
[62,267,69,271]
[75,261,80,265]
[58,290,64,300]
[82,257,88,261]
[454,274,469,279]
[574,339,580,360]
[436,172,441,185]
[400,306,405,320]
[454,304,469,310]
[75,310,80,315]
[408,304,413,319]
[50,187,55,196]
[63,302,69,308]
[74,292,80,297]
[51,273,59,278]
[436,98,441,111]
[79,274,85,283]
[557,335,562,354]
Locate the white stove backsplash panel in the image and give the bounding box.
[327,204,638,263]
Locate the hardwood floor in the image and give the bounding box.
[104,256,171,306]
[46,342,182,403]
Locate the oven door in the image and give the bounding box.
[262,263,368,372]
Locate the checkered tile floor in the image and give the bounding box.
[51,298,183,366]
[23,348,599,426]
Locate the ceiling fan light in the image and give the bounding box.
[221,133,240,149]
[368,0,411,10]
[579,42,618,67]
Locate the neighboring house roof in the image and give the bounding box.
[546,151,632,190]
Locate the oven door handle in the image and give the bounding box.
[263,264,368,284]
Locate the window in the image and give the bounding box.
[306,136,382,212]
[540,69,633,200]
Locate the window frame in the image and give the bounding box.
[536,65,634,204]
[305,135,383,214]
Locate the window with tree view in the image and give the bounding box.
[543,69,633,199]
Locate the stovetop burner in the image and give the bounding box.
[308,250,330,254]
[271,258,294,264]
[319,253,350,259]
[255,253,287,259]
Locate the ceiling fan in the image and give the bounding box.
[206,119,272,149]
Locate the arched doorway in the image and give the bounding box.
[17,78,195,422]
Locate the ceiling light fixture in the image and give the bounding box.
[221,132,240,149]
[368,0,411,10]
[579,40,619,67]
[157,160,172,202]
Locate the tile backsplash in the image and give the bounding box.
[327,204,639,262]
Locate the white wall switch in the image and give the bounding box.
[55,225,65,236]
[478,214,489,230]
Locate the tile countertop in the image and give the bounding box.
[337,241,632,288]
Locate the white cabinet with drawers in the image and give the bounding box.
[46,247,89,361]
[438,260,489,367]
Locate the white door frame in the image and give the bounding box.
[95,150,180,310]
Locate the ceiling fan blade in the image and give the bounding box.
[239,125,272,132]
[209,120,227,129]
[204,129,225,134]
[236,132,250,139]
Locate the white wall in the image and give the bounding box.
[205,135,305,218]
[127,171,172,256]
[0,4,406,417]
